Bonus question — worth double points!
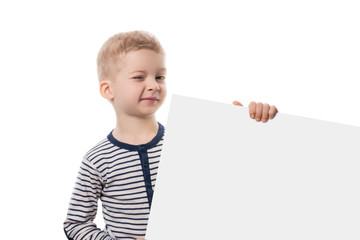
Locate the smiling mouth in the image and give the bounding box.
[141,98,159,101]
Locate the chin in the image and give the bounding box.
[138,110,157,118]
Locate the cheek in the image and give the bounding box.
[125,84,143,94]
[114,85,141,103]
[160,83,167,92]
[160,88,167,102]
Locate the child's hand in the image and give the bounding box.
[232,100,278,123]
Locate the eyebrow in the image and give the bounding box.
[129,68,167,74]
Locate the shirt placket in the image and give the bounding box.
[138,145,154,209]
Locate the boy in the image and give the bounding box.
[63,30,278,240]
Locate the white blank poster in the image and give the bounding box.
[146,94,360,240]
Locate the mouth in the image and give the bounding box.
[141,97,159,101]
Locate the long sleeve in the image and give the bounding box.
[63,158,115,240]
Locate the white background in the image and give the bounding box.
[0,0,359,238]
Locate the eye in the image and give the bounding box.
[156,75,166,81]
[132,76,144,80]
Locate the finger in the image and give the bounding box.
[269,105,278,119]
[261,103,270,123]
[232,100,243,106]
[255,102,263,121]
[248,101,256,119]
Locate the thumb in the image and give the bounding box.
[232,100,243,106]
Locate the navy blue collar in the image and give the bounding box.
[107,122,164,151]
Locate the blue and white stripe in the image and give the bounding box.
[64,122,164,240]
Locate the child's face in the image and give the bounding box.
[110,49,167,119]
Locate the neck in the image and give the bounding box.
[112,113,159,145]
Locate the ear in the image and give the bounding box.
[99,80,114,100]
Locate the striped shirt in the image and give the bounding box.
[64,122,165,240]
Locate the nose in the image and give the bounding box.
[147,77,160,92]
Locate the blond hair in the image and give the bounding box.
[97,30,164,82]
